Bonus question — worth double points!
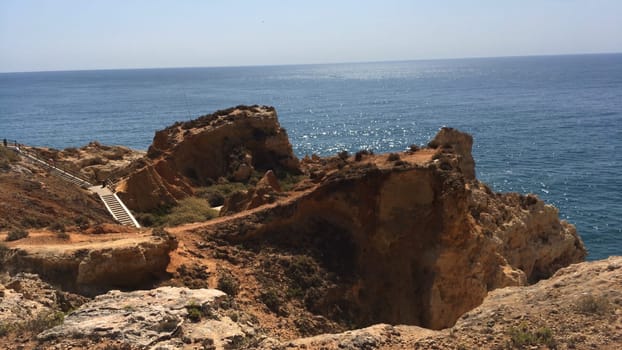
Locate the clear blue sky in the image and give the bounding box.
[1,0,621,72]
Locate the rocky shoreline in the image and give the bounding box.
[0,105,618,349]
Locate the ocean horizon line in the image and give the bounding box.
[2,51,621,75]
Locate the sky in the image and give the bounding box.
[0,0,621,73]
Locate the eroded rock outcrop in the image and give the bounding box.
[189,127,585,330]
[1,232,177,296]
[116,105,300,212]
[38,287,254,349]
[0,273,87,327]
[256,257,622,349]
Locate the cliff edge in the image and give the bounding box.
[0,106,594,349]
[178,125,585,331]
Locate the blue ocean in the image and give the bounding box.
[1,54,621,260]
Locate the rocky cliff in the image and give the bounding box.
[0,230,176,296]
[115,105,300,212]
[257,257,622,350]
[0,106,596,349]
[180,126,585,330]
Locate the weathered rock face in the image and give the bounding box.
[428,126,475,180]
[0,273,87,327]
[221,170,284,215]
[256,257,622,349]
[28,141,144,183]
[1,233,177,296]
[37,287,254,349]
[117,105,300,212]
[195,128,585,330]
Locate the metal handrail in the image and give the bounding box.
[3,139,94,186]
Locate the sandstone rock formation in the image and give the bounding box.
[428,126,475,180]
[38,287,253,349]
[28,141,144,183]
[256,257,622,350]
[221,169,284,215]
[0,273,87,328]
[1,231,177,296]
[189,127,585,330]
[116,105,300,212]
[0,106,597,349]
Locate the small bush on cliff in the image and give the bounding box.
[161,197,219,226]
[185,302,203,322]
[575,294,611,315]
[0,243,9,258]
[337,150,350,161]
[217,271,240,296]
[0,146,20,170]
[196,182,248,206]
[0,323,13,337]
[354,149,373,161]
[63,146,79,155]
[6,228,28,241]
[49,221,66,233]
[508,322,556,348]
[74,215,90,230]
[286,255,323,290]
[387,153,401,161]
[279,173,306,192]
[259,289,283,315]
[22,310,65,333]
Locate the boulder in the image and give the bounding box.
[257,169,282,192]
[0,273,87,329]
[38,287,251,349]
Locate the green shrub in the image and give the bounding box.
[508,322,556,348]
[387,153,401,161]
[354,149,373,162]
[185,303,202,322]
[22,311,64,333]
[63,147,79,155]
[0,323,13,337]
[259,290,282,314]
[0,244,9,258]
[279,173,306,192]
[217,273,239,296]
[576,294,611,315]
[337,150,349,160]
[49,221,66,233]
[74,216,90,230]
[195,182,248,206]
[162,197,219,226]
[0,146,20,165]
[6,228,28,241]
[135,212,156,227]
[286,255,322,290]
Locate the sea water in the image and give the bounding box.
[1,54,621,260]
